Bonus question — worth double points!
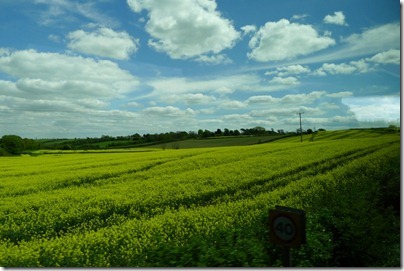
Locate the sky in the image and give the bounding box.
[0,0,401,138]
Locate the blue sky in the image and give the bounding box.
[0,0,400,138]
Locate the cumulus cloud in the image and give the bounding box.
[246,95,277,104]
[281,91,325,104]
[314,59,372,76]
[194,54,232,65]
[367,49,400,65]
[314,63,357,75]
[127,0,240,61]
[265,65,311,77]
[143,106,196,117]
[215,86,234,95]
[342,96,400,122]
[67,27,140,60]
[268,76,300,85]
[247,19,335,62]
[265,23,400,66]
[323,11,348,26]
[0,49,138,93]
[241,25,257,36]
[219,100,247,110]
[0,47,139,124]
[247,91,326,106]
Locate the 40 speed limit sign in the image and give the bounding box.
[268,206,306,248]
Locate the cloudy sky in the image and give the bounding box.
[0,0,400,138]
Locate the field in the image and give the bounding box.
[0,129,400,267]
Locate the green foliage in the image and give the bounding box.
[1,135,24,155]
[0,135,42,155]
[0,131,400,267]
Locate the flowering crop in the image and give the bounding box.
[0,131,400,267]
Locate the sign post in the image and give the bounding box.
[268,206,306,267]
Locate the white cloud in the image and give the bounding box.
[33,0,119,27]
[342,96,400,122]
[268,76,300,85]
[314,59,372,76]
[281,91,325,104]
[167,93,216,105]
[67,27,139,60]
[323,11,348,26]
[367,49,400,65]
[146,74,287,98]
[194,54,232,65]
[247,19,335,62]
[266,65,311,77]
[127,0,240,61]
[0,49,138,96]
[315,63,357,75]
[143,106,196,117]
[327,91,353,98]
[341,23,400,57]
[261,23,400,68]
[241,25,257,36]
[124,101,142,108]
[349,59,370,73]
[48,34,61,43]
[291,14,309,21]
[0,47,140,133]
[251,106,324,118]
[219,100,247,110]
[0,48,11,56]
[222,113,252,122]
[247,91,326,106]
[215,86,234,95]
[246,95,277,104]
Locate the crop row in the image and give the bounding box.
[0,135,400,266]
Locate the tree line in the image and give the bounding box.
[0,126,325,154]
[49,126,301,150]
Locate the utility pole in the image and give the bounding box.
[297,112,304,142]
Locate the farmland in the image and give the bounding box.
[0,129,400,267]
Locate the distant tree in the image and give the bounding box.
[215,129,223,136]
[22,138,41,150]
[202,129,213,138]
[306,128,313,134]
[253,126,266,135]
[1,135,24,155]
[224,128,230,136]
[188,131,197,139]
[197,129,204,138]
[176,131,188,140]
[131,133,142,143]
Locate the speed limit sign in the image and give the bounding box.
[269,206,306,248]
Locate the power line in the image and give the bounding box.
[297,112,304,142]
